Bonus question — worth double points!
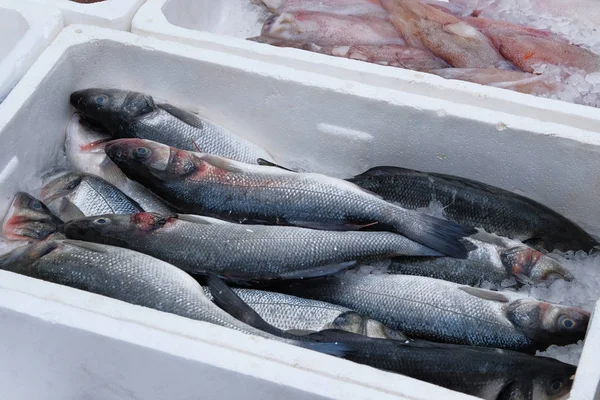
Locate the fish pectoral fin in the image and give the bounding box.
[205,273,285,336]
[256,158,297,172]
[58,198,86,221]
[156,103,206,131]
[287,220,379,231]
[458,286,509,303]
[176,214,228,224]
[197,154,246,173]
[61,239,109,253]
[278,261,357,279]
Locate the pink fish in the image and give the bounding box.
[260,0,389,17]
[380,0,507,68]
[249,36,450,71]
[430,67,558,94]
[261,11,406,46]
[464,16,600,73]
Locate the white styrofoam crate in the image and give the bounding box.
[0,24,599,399]
[0,0,62,104]
[132,0,600,134]
[29,0,145,31]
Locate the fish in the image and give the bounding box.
[211,288,408,340]
[0,240,347,357]
[1,193,64,241]
[380,0,509,68]
[249,36,450,71]
[62,212,442,281]
[65,113,173,214]
[104,139,476,258]
[70,89,272,164]
[260,0,389,17]
[40,172,143,221]
[463,16,600,73]
[347,166,598,252]
[276,273,590,351]
[307,330,576,400]
[430,67,558,94]
[209,276,576,399]
[389,237,574,286]
[261,12,406,46]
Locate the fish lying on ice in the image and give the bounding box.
[104,139,476,258]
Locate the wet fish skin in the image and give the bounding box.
[249,36,450,72]
[65,113,172,214]
[389,237,574,286]
[104,139,476,258]
[261,12,406,46]
[261,0,389,17]
[306,330,575,400]
[70,89,272,164]
[278,273,590,351]
[380,0,508,68]
[41,172,143,221]
[348,166,598,252]
[229,288,408,340]
[1,193,64,241]
[63,212,442,280]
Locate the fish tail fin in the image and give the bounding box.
[388,208,476,259]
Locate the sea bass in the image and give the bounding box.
[249,36,450,71]
[41,172,143,221]
[430,67,557,94]
[380,0,508,68]
[0,240,345,356]
[260,0,389,17]
[278,273,589,351]
[63,212,442,280]
[1,193,63,241]
[348,166,597,251]
[65,113,172,214]
[463,16,600,73]
[390,237,573,286]
[213,288,408,340]
[70,89,272,164]
[261,12,406,46]
[104,139,476,258]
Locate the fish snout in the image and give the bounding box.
[70,91,87,109]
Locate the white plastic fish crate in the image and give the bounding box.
[0,25,599,399]
[131,0,600,133]
[0,0,62,104]
[27,0,145,31]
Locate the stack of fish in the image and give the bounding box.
[250,0,600,103]
[1,88,596,399]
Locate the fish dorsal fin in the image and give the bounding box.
[257,158,297,172]
[157,103,206,131]
[458,286,509,303]
[62,239,109,253]
[197,154,246,173]
[176,214,229,224]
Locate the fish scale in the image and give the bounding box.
[63,213,441,279]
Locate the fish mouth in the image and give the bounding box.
[70,90,87,110]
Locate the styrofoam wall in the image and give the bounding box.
[0,25,598,399]
[0,0,62,103]
[29,0,146,30]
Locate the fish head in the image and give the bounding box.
[332,311,407,340]
[507,299,590,348]
[500,246,574,285]
[1,193,63,241]
[64,212,172,246]
[498,366,575,400]
[70,88,155,134]
[104,138,196,184]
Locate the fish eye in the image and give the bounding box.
[134,147,150,157]
[558,315,575,329]
[95,95,107,104]
[30,200,42,210]
[94,218,110,225]
[549,379,563,393]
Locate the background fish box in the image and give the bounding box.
[0,25,599,399]
[0,0,62,104]
[132,0,600,127]
[28,0,146,31]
